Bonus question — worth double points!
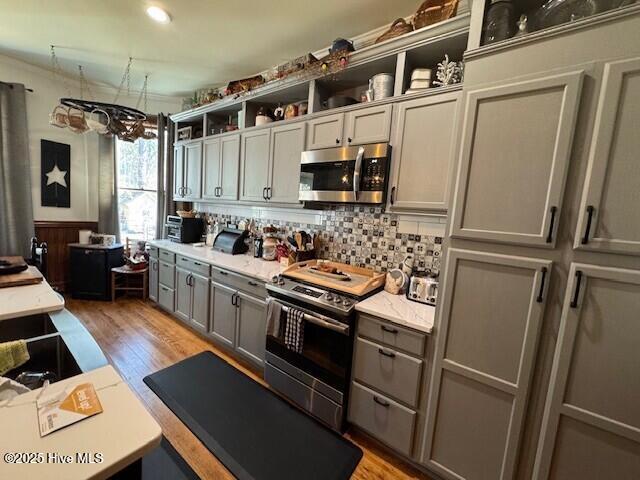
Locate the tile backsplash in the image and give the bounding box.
[198,205,444,274]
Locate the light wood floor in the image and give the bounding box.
[66,297,433,480]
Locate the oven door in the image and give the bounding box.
[298,143,389,204]
[265,297,351,394]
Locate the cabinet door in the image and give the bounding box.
[202,138,221,200]
[219,134,240,200]
[235,291,267,367]
[173,145,185,200]
[240,130,270,202]
[344,104,392,146]
[184,141,202,200]
[148,258,158,302]
[174,267,192,323]
[209,281,237,348]
[268,122,305,204]
[389,91,460,212]
[422,249,552,480]
[533,264,640,480]
[189,273,209,333]
[306,113,344,149]
[574,57,640,255]
[450,71,584,247]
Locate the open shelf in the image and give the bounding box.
[205,103,242,136]
[176,115,205,141]
[244,81,311,128]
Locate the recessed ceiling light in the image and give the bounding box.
[146,6,171,24]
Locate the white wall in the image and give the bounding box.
[0,53,182,222]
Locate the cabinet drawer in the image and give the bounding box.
[159,261,175,288]
[176,255,210,277]
[348,381,416,457]
[158,284,175,312]
[211,267,266,298]
[353,336,423,407]
[148,246,159,259]
[159,249,175,264]
[358,313,425,356]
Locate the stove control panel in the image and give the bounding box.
[268,276,358,315]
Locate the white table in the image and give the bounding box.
[0,365,161,480]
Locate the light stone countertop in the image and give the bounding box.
[0,270,65,321]
[149,239,285,282]
[355,290,435,334]
[0,365,161,480]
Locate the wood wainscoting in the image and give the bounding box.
[34,220,98,292]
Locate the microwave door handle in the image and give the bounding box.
[353,146,365,201]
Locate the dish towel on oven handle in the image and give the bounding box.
[265,297,283,337]
[284,307,305,353]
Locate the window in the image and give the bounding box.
[116,135,158,241]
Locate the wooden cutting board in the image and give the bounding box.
[0,264,43,288]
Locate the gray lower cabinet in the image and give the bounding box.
[148,258,159,302]
[175,266,210,333]
[235,291,267,366]
[175,267,191,322]
[158,284,175,312]
[209,281,237,348]
[422,248,551,480]
[349,313,428,459]
[532,263,640,480]
[209,279,267,367]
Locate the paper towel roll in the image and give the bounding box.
[79,230,92,244]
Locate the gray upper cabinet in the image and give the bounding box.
[533,264,640,480]
[240,129,271,202]
[219,134,240,200]
[174,267,191,322]
[202,137,222,200]
[344,104,392,146]
[235,291,267,366]
[184,141,202,200]
[388,91,460,212]
[173,145,185,200]
[202,134,240,201]
[306,113,344,150]
[190,273,209,332]
[450,70,584,247]
[148,258,158,302]
[268,122,306,204]
[422,249,552,480]
[574,57,640,256]
[210,281,237,348]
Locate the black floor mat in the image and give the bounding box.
[143,351,362,480]
[142,437,200,480]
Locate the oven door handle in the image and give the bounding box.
[353,146,364,201]
[270,298,350,335]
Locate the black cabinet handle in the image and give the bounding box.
[348,137,352,143]
[266,187,272,200]
[218,270,228,275]
[262,187,268,201]
[230,293,236,306]
[378,348,396,358]
[335,138,340,144]
[390,186,396,205]
[581,206,595,245]
[373,396,390,407]
[218,187,222,197]
[380,325,398,334]
[546,206,557,243]
[536,267,548,303]
[194,262,202,266]
[248,281,259,287]
[570,270,583,308]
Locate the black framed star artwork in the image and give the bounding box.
[41,139,71,208]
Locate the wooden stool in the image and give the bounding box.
[111,266,149,302]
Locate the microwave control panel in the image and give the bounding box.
[361,157,388,191]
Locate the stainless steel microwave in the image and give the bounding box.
[298,143,390,204]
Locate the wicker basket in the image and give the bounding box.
[375,18,414,44]
[413,0,459,30]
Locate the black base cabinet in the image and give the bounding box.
[69,243,124,300]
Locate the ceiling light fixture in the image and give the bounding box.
[146,6,171,24]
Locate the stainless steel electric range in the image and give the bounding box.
[264,260,385,431]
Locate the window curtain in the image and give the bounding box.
[156,114,176,240]
[97,135,120,242]
[0,82,34,257]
